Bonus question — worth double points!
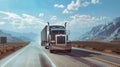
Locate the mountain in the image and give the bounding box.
[0,30,38,42]
[3,30,38,41]
[80,17,120,41]
[0,30,23,42]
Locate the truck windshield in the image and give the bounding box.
[51,30,65,34]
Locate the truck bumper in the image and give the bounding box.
[49,45,72,50]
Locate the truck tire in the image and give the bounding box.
[50,50,54,53]
[67,50,71,52]
[45,46,49,49]
[45,46,47,49]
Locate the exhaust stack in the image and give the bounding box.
[47,22,50,31]
[65,22,67,29]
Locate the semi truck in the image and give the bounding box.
[41,22,71,53]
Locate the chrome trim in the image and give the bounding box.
[55,34,67,45]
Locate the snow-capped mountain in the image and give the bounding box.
[80,17,120,41]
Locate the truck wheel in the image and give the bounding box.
[45,46,49,49]
[67,50,71,52]
[45,46,47,49]
[50,50,54,53]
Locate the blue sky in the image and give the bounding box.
[0,0,119,17]
[0,0,120,40]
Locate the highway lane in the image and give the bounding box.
[1,42,120,67]
[0,42,54,67]
[73,47,120,66]
[43,47,120,67]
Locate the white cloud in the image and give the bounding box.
[69,14,106,27]
[91,0,99,4]
[67,0,80,11]
[62,0,81,14]
[0,22,5,25]
[54,4,65,8]
[0,11,46,31]
[63,9,71,14]
[63,0,100,14]
[53,20,69,26]
[22,14,40,24]
[82,1,90,7]
[17,22,25,29]
[39,13,44,17]
[0,11,22,20]
[50,16,57,21]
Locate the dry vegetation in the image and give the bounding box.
[0,42,29,59]
[71,41,120,54]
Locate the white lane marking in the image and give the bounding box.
[38,46,56,67]
[73,47,120,59]
[43,52,56,67]
[1,45,29,67]
[91,57,120,66]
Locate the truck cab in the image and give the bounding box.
[48,25,71,53]
[41,22,71,53]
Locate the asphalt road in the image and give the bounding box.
[0,42,120,67]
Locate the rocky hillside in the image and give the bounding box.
[81,17,120,41]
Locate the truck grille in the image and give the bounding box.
[57,36,65,44]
